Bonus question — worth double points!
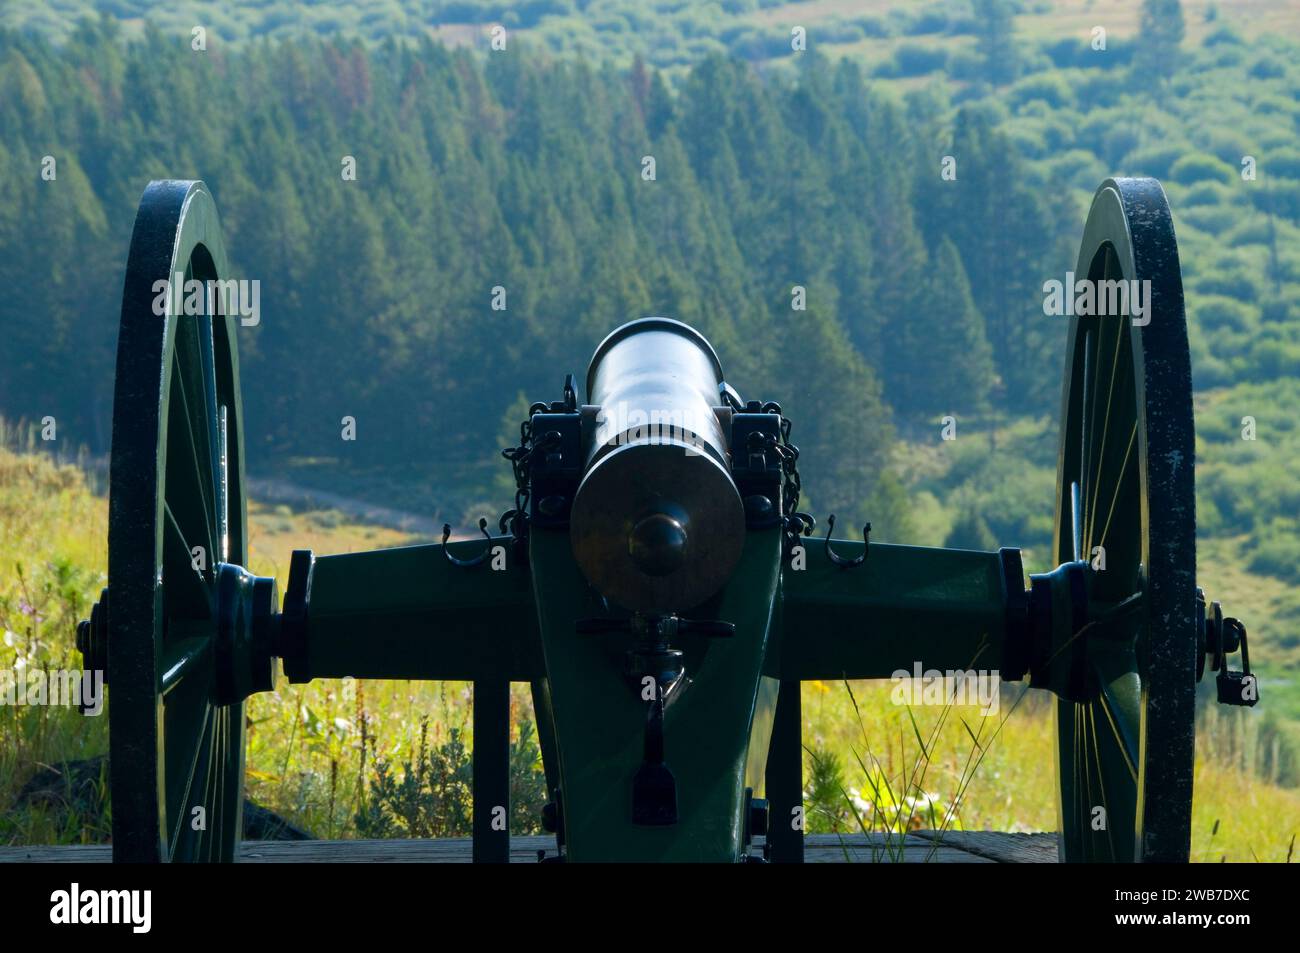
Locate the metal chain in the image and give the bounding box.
[755,402,814,555]
[498,376,578,553]
[504,396,810,557]
[499,402,555,546]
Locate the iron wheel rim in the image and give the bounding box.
[1051,178,1196,863]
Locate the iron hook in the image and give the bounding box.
[442,517,494,568]
[824,514,870,569]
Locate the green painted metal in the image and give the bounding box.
[763,678,803,863]
[530,677,562,802]
[472,678,512,862]
[528,525,782,861]
[780,541,1011,679]
[289,541,540,681]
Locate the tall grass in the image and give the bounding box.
[0,442,109,844]
[1,441,1297,860]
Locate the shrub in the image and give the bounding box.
[1248,56,1286,80]
[1260,297,1298,324]
[1043,148,1107,191]
[1098,123,1142,168]
[947,47,986,82]
[1122,142,1190,180]
[1248,337,1300,381]
[1182,179,1234,207]
[1041,38,1093,70]
[1169,152,1236,186]
[1178,203,1245,236]
[1246,521,1300,583]
[945,507,997,551]
[1008,72,1074,109]
[353,717,548,838]
[1250,180,1300,220]
[830,21,866,44]
[890,43,949,77]
[855,15,892,38]
[1190,294,1257,334]
[903,8,950,36]
[1192,266,1261,301]
[1262,150,1300,181]
[1203,25,1244,46]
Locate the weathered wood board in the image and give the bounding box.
[0,831,1057,863]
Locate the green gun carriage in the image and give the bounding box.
[77,176,1258,863]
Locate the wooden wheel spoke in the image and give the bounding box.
[215,708,232,858]
[1084,311,1125,552]
[1094,422,1138,556]
[164,504,213,619]
[197,705,222,861]
[217,404,229,563]
[1070,481,1083,563]
[163,686,214,857]
[1095,590,1144,625]
[1076,702,1086,837]
[195,310,228,562]
[1092,670,1144,785]
[1085,703,1118,860]
[160,631,211,695]
[167,354,218,560]
[1078,326,1094,546]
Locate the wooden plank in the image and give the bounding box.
[0,844,114,863]
[796,834,994,863]
[0,838,554,864]
[0,831,1057,863]
[909,830,1059,863]
[241,837,549,863]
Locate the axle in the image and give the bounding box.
[160,545,1255,715]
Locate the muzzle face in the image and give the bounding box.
[569,318,745,614]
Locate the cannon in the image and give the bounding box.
[77,177,1259,863]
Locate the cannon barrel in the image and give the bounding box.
[569,318,745,614]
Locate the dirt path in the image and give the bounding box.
[74,452,445,537]
[246,476,443,537]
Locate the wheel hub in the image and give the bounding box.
[213,563,280,706]
[1021,560,1143,703]
[76,565,280,707]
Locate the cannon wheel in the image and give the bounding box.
[107,180,248,861]
[1051,178,1196,862]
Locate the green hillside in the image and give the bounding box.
[4,443,1297,857]
[1,0,1298,850]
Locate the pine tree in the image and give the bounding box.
[899,238,995,420]
[972,0,1018,87]
[945,507,997,551]
[1137,0,1186,82]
